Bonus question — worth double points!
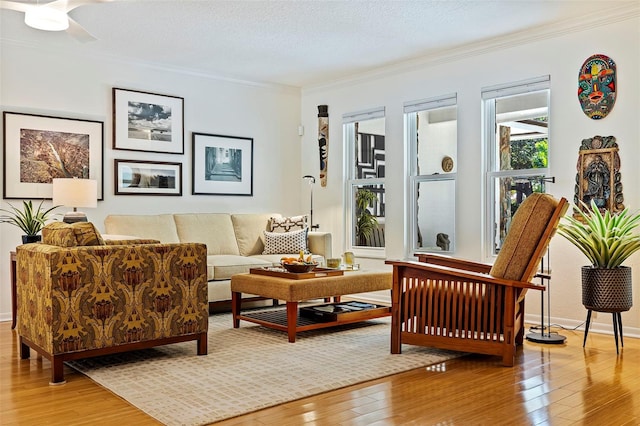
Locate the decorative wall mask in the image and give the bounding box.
[578,54,616,119]
[317,105,329,187]
[574,135,624,215]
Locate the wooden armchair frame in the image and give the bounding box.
[387,195,568,366]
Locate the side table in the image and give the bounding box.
[10,251,16,329]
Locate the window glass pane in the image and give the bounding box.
[415,179,455,252]
[355,118,385,179]
[495,92,548,171]
[492,175,547,253]
[353,184,385,247]
[416,106,457,175]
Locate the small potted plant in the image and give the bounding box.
[557,200,640,312]
[0,200,59,244]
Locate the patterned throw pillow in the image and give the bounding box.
[72,222,105,246]
[42,222,77,247]
[269,215,308,233]
[42,222,105,247]
[262,228,308,255]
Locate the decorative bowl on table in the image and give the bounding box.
[280,261,318,273]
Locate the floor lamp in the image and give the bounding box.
[302,175,319,230]
[526,247,566,344]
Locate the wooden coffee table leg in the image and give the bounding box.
[231,291,241,328]
[286,301,298,343]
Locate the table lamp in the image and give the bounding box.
[52,178,98,223]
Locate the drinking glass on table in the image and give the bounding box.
[343,252,355,269]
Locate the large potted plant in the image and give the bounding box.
[557,201,640,312]
[0,200,59,244]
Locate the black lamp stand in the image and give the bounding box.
[526,249,566,344]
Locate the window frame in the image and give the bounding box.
[343,107,386,258]
[405,94,457,257]
[482,76,551,259]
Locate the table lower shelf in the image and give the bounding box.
[236,301,391,336]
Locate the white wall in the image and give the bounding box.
[0,42,302,320]
[300,16,640,335]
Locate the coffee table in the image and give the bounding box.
[231,269,392,342]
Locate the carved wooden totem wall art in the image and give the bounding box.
[317,105,329,187]
[574,135,624,215]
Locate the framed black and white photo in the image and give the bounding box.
[114,159,182,196]
[192,133,253,196]
[2,111,104,200]
[113,88,184,154]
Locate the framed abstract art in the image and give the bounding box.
[3,111,104,199]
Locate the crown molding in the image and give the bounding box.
[303,3,640,93]
[0,37,301,94]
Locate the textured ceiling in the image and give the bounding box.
[1,0,638,88]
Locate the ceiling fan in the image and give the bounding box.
[0,0,112,42]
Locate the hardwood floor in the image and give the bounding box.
[2,321,638,425]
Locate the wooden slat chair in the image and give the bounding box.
[386,193,568,366]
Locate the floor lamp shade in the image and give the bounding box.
[52,178,98,223]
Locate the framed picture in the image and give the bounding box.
[192,133,253,196]
[114,159,182,196]
[112,88,184,154]
[3,111,104,200]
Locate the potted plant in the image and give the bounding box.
[355,188,379,246]
[557,200,640,312]
[0,200,59,244]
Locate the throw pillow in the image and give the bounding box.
[269,215,308,233]
[262,228,308,255]
[42,222,105,247]
[42,222,77,247]
[72,222,106,246]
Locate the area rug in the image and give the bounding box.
[68,310,463,425]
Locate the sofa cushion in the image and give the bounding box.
[262,228,308,255]
[207,255,271,280]
[269,215,308,233]
[104,214,180,243]
[174,213,240,255]
[42,222,105,247]
[231,213,281,256]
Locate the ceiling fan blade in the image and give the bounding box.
[0,1,31,13]
[53,0,114,12]
[66,16,96,42]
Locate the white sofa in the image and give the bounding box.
[104,213,332,309]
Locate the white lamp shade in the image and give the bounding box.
[52,178,98,208]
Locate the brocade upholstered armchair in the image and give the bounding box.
[16,222,209,384]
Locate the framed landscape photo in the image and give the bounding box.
[114,159,182,196]
[192,133,253,196]
[3,111,104,200]
[113,88,184,154]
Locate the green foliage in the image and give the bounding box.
[558,200,640,268]
[0,200,59,236]
[510,138,548,169]
[355,189,378,245]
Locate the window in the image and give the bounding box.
[482,76,550,256]
[405,94,457,254]
[343,108,385,253]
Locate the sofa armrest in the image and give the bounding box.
[308,231,332,259]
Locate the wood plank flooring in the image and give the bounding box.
[2,321,639,425]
